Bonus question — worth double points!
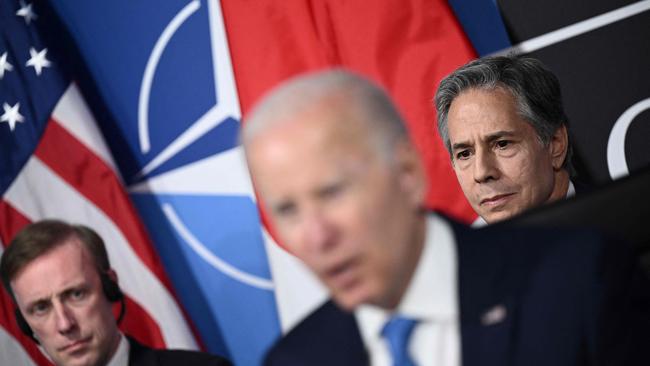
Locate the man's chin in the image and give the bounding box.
[53,356,91,366]
[331,287,374,312]
[54,350,98,366]
[332,293,362,312]
[480,209,517,224]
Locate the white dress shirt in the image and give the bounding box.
[106,333,130,366]
[472,180,576,227]
[355,215,460,366]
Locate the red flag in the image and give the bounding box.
[223,0,477,222]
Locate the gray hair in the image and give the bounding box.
[434,55,574,175]
[241,69,408,161]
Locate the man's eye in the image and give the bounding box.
[456,150,471,160]
[70,289,86,301]
[320,182,344,200]
[495,140,510,149]
[31,302,50,316]
[274,202,297,218]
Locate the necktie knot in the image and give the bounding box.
[381,315,418,366]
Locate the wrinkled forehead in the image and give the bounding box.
[255,118,373,172]
[247,116,381,200]
[11,239,98,300]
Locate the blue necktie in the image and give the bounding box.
[381,316,418,366]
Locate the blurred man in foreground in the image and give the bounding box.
[435,55,575,224]
[0,220,231,366]
[242,69,648,366]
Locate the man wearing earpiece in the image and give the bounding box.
[0,220,231,366]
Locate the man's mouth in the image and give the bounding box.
[59,336,91,353]
[323,257,360,290]
[480,193,515,206]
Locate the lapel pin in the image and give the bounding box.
[481,304,507,326]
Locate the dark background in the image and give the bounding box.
[497,0,650,185]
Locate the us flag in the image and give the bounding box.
[0,1,197,365]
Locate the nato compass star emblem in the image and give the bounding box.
[129,0,274,293]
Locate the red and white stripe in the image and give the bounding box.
[0,84,198,365]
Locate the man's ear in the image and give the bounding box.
[106,268,118,284]
[549,124,569,170]
[394,139,427,207]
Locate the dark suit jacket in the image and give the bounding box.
[264,216,650,366]
[128,337,232,366]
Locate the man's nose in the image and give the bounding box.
[473,149,500,183]
[302,209,336,252]
[53,302,77,335]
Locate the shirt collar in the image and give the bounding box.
[398,214,457,320]
[355,214,458,340]
[106,333,130,366]
[566,180,576,198]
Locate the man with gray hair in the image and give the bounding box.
[242,69,647,366]
[435,55,574,224]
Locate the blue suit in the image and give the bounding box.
[264,215,650,366]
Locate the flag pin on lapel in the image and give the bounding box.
[481,304,507,326]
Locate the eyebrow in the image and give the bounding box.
[269,198,293,215]
[451,130,517,151]
[485,130,516,143]
[451,141,471,151]
[24,297,50,313]
[24,282,88,308]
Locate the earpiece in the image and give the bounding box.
[101,273,123,303]
[101,273,126,324]
[15,308,36,343]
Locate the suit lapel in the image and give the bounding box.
[451,221,518,366]
[264,301,368,366]
[127,336,157,366]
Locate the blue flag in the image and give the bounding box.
[46,1,281,364]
